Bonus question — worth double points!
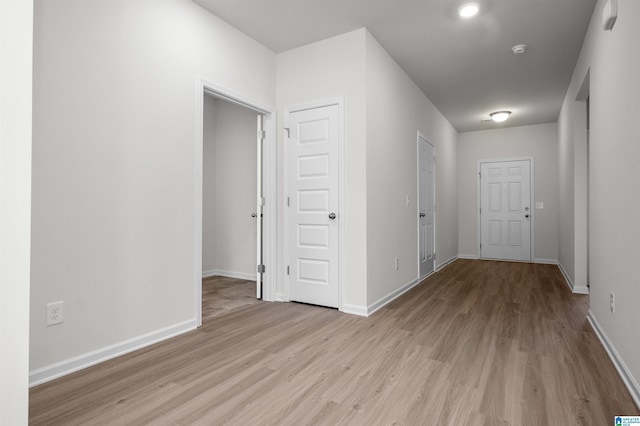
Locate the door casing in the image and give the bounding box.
[195,76,277,327]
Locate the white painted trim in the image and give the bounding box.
[283,97,345,310]
[458,254,479,260]
[572,285,590,294]
[477,157,535,262]
[534,258,558,265]
[587,311,640,409]
[29,320,196,387]
[367,277,422,316]
[202,270,255,281]
[572,285,589,294]
[195,76,277,323]
[557,262,589,294]
[342,304,368,317]
[435,255,458,271]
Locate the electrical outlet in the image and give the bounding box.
[47,301,64,326]
[610,292,615,314]
[394,257,399,271]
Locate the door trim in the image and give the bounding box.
[195,76,277,327]
[416,132,436,281]
[477,157,535,262]
[283,97,345,311]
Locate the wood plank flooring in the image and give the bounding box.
[29,261,639,425]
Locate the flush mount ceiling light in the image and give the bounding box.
[458,3,480,18]
[512,44,527,55]
[490,111,511,122]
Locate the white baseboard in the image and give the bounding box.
[436,255,458,271]
[534,258,558,265]
[458,254,479,260]
[366,277,421,316]
[557,262,589,294]
[29,319,197,387]
[202,269,254,281]
[588,311,640,409]
[342,303,368,317]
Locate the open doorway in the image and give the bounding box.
[201,95,260,320]
[194,78,276,327]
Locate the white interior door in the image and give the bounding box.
[256,114,264,298]
[480,160,531,261]
[418,136,435,278]
[287,104,340,308]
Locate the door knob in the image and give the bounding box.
[251,213,257,218]
[525,214,530,219]
[419,212,426,218]
[328,213,337,220]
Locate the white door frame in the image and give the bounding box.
[195,76,277,327]
[477,157,535,262]
[417,132,436,280]
[283,97,345,311]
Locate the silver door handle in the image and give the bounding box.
[328,213,336,220]
[525,214,530,219]
[251,213,257,218]
[419,212,426,218]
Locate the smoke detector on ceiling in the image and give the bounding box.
[512,44,527,55]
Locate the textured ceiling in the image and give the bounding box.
[193,0,596,132]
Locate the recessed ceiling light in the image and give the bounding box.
[490,111,511,122]
[458,3,480,18]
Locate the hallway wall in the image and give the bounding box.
[558,0,640,405]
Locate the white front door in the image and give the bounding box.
[480,160,531,261]
[418,136,435,278]
[287,103,340,308]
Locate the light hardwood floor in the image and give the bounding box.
[30,260,639,425]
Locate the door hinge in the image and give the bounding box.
[258,130,266,140]
[287,265,290,275]
[287,196,290,207]
[257,264,265,274]
[480,244,482,249]
[284,128,290,138]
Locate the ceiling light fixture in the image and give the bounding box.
[512,44,527,55]
[458,3,480,18]
[489,111,511,122]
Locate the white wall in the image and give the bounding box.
[276,29,368,310]
[458,123,559,262]
[0,1,33,422]
[30,0,275,380]
[365,32,458,307]
[558,0,640,403]
[202,96,257,279]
